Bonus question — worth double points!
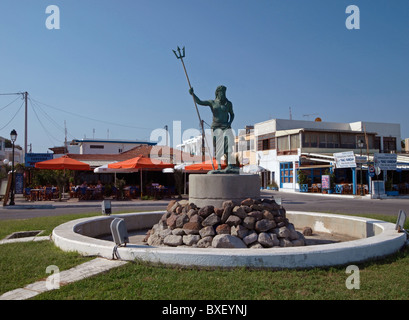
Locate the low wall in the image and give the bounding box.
[189,174,260,208]
[52,211,406,269]
[286,212,384,239]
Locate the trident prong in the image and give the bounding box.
[173,46,185,59]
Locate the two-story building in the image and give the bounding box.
[254,118,404,193]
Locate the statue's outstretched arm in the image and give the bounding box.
[189,88,212,107]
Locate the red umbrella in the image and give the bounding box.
[108,156,174,197]
[35,155,90,171]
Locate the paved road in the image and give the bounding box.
[264,190,409,217]
[1,191,409,221]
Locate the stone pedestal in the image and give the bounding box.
[189,174,260,208]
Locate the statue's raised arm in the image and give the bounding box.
[189,88,213,107]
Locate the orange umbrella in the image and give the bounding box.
[108,156,174,170]
[35,155,90,171]
[184,159,226,172]
[108,156,174,197]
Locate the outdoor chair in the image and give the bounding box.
[300,184,308,192]
[43,187,53,201]
[78,187,88,200]
[24,188,31,201]
[335,184,343,194]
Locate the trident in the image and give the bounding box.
[173,46,213,167]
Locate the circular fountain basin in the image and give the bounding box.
[52,211,406,269]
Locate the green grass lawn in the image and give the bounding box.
[1,211,408,300]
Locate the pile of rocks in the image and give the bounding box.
[146,198,306,249]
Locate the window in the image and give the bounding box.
[90,145,104,149]
[303,132,318,148]
[258,134,275,151]
[374,137,381,151]
[290,134,300,150]
[383,137,396,153]
[277,136,289,151]
[262,139,269,150]
[280,162,294,185]
[327,133,340,148]
[340,134,355,148]
[318,133,326,148]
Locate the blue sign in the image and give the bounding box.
[25,153,53,168]
[15,173,24,194]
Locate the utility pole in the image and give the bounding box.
[64,120,68,154]
[24,92,28,155]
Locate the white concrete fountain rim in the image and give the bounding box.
[52,211,406,269]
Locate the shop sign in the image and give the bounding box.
[374,153,397,170]
[333,151,356,168]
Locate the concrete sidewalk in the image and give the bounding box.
[0,257,128,300]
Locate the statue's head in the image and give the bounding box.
[215,85,227,100]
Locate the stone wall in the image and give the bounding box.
[146,198,306,249]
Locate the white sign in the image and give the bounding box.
[334,151,356,168]
[355,155,367,164]
[374,153,397,170]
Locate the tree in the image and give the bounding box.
[31,169,71,200]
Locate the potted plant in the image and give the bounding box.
[297,170,308,192]
[267,181,279,191]
[385,178,398,196]
[115,178,126,200]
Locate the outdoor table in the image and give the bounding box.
[29,189,42,201]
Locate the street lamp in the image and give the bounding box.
[9,129,17,206]
[357,139,364,196]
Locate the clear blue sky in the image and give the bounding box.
[1,0,408,153]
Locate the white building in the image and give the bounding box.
[0,136,5,161]
[69,139,156,155]
[0,136,24,164]
[254,118,403,192]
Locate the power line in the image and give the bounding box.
[30,97,154,131]
[29,98,62,145]
[29,97,77,140]
[0,100,24,131]
[0,92,23,96]
[0,95,21,112]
